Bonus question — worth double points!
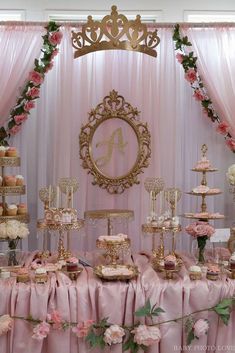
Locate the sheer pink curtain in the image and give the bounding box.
[0,24,43,124]
[183,26,235,136]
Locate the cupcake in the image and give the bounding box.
[189,265,202,280]
[66,257,79,272]
[17,203,27,215]
[16,175,24,186]
[0,146,6,157]
[229,254,235,269]
[164,255,177,270]
[206,264,220,281]
[4,176,16,187]
[17,268,30,283]
[35,268,48,284]
[6,147,18,157]
[7,204,17,216]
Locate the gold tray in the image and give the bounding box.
[183,213,224,220]
[187,191,222,196]
[142,223,181,234]
[37,219,84,231]
[93,264,138,281]
[0,214,30,223]
[0,156,20,167]
[191,168,218,172]
[84,209,134,220]
[0,185,26,195]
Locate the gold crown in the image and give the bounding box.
[71,5,160,58]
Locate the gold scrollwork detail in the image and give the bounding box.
[71,5,160,58]
[79,90,151,194]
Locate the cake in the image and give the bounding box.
[35,268,48,284]
[164,255,177,270]
[17,268,30,283]
[98,233,128,242]
[194,156,212,170]
[206,264,219,280]
[66,257,79,272]
[7,204,17,216]
[44,207,77,224]
[0,146,6,157]
[229,254,235,269]
[6,147,18,157]
[4,176,16,187]
[189,265,202,280]
[17,203,27,215]
[16,175,24,186]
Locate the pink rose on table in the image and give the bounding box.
[0,315,13,336]
[26,87,40,99]
[28,71,44,86]
[185,68,197,83]
[47,310,63,330]
[193,89,205,101]
[9,125,21,135]
[216,121,230,135]
[14,114,27,124]
[132,325,161,346]
[72,320,94,338]
[176,53,184,63]
[226,138,235,151]
[24,100,35,111]
[48,31,63,45]
[32,321,50,340]
[103,325,125,345]
[193,319,209,338]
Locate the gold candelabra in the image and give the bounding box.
[144,177,164,222]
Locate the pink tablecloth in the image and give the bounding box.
[0,253,235,353]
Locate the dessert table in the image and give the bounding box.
[0,252,235,353]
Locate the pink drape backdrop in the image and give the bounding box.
[183,26,235,136]
[0,25,231,252]
[0,25,43,124]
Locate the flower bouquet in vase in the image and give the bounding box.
[186,221,215,264]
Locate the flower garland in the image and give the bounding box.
[173,24,235,153]
[0,21,63,146]
[0,297,234,352]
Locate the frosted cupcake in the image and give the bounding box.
[66,257,79,272]
[189,265,202,280]
[16,175,24,186]
[4,176,16,187]
[6,147,18,157]
[7,204,17,216]
[0,146,6,157]
[164,255,177,270]
[206,264,220,281]
[35,268,48,284]
[17,203,27,215]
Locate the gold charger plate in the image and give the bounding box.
[93,264,138,281]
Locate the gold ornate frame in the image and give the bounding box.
[79,90,151,194]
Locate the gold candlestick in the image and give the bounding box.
[144,177,164,221]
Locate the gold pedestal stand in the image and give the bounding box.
[96,238,130,265]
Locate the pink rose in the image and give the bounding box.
[0,315,13,336]
[45,62,54,73]
[185,68,197,83]
[48,31,63,46]
[193,319,209,338]
[216,121,230,135]
[72,320,94,338]
[51,49,59,59]
[32,321,50,340]
[193,89,205,101]
[132,325,161,347]
[26,87,40,99]
[9,125,21,135]
[24,100,35,111]
[47,310,63,330]
[14,114,27,124]
[103,325,125,345]
[176,53,184,63]
[185,222,215,238]
[226,138,235,151]
[28,71,44,86]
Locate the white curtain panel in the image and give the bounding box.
[7,26,234,253]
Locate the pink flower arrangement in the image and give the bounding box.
[216,121,230,135]
[193,89,205,101]
[14,114,28,124]
[32,321,50,340]
[51,49,59,59]
[0,315,13,336]
[47,310,63,330]
[226,138,235,151]
[185,68,197,83]
[48,31,63,46]
[193,319,209,338]
[26,87,40,99]
[28,71,44,86]
[9,125,21,135]
[132,325,161,346]
[45,62,54,73]
[185,221,215,238]
[176,53,184,63]
[72,320,94,338]
[103,325,125,345]
[24,101,35,111]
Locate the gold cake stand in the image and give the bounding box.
[96,238,131,265]
[37,219,84,260]
[84,209,134,235]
